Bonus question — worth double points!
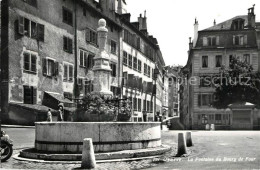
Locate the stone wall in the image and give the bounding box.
[35,122,161,153]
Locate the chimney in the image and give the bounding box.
[248,4,256,28]
[193,18,198,47]
[117,0,123,14]
[189,37,193,50]
[138,11,147,30]
[213,19,216,26]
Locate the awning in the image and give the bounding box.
[228,102,255,109]
[45,91,73,104]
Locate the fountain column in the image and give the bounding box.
[92,19,113,96]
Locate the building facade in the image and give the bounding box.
[184,6,260,130]
[1,0,166,124]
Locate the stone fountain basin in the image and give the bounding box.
[35,122,162,153]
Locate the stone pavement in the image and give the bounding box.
[1,146,187,170]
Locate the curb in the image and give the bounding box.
[13,154,163,164]
[15,145,171,163]
[1,125,35,128]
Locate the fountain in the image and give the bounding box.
[17,19,170,161]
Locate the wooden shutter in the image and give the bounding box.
[216,36,219,45]
[37,24,45,42]
[63,36,67,51]
[203,37,207,46]
[69,65,73,81]
[55,62,59,76]
[233,35,235,45]
[18,16,24,35]
[84,52,88,68]
[244,35,247,45]
[32,87,37,104]
[68,38,73,53]
[85,28,90,42]
[31,55,37,72]
[198,94,201,107]
[42,58,47,76]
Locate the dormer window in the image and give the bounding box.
[231,18,245,30]
[203,36,219,46]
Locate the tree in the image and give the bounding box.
[212,56,260,109]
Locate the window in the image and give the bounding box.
[86,28,97,45]
[133,57,137,70]
[83,8,86,16]
[110,40,117,54]
[137,37,141,50]
[202,56,208,68]
[143,99,146,111]
[144,63,147,75]
[150,101,153,113]
[215,55,222,67]
[198,94,213,107]
[138,60,142,72]
[42,58,59,77]
[18,17,44,41]
[123,51,128,65]
[79,49,88,67]
[24,86,37,104]
[215,114,222,124]
[87,53,95,69]
[138,99,141,112]
[201,114,208,124]
[63,63,73,82]
[78,78,84,90]
[63,7,73,26]
[233,35,247,45]
[110,63,116,77]
[128,54,132,68]
[24,52,37,73]
[229,55,234,66]
[133,98,137,111]
[23,0,37,7]
[203,36,219,46]
[243,54,250,64]
[147,101,150,112]
[231,19,245,30]
[147,66,151,77]
[63,36,73,53]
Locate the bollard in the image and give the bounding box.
[186,131,193,147]
[177,133,187,156]
[81,138,96,169]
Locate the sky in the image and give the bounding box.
[126,0,259,67]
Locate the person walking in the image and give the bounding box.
[47,109,52,122]
[58,106,64,121]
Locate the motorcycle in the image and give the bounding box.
[1,130,13,162]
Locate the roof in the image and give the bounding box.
[202,15,248,31]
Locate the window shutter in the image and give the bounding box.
[69,65,73,81]
[85,28,90,42]
[216,36,219,45]
[18,16,25,35]
[32,87,37,104]
[63,36,67,51]
[55,62,59,76]
[84,52,88,68]
[244,35,247,45]
[240,36,244,45]
[198,94,201,107]
[37,24,45,42]
[203,37,207,46]
[69,38,73,53]
[42,58,47,76]
[233,35,235,45]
